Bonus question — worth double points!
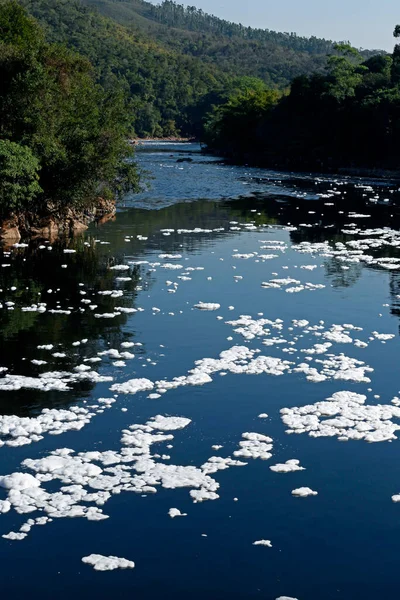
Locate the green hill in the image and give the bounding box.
[82,0,332,87]
[20,0,231,137]
[18,0,382,137]
[82,0,381,85]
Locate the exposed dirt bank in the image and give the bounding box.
[0,197,116,247]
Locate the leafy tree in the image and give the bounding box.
[0,139,42,214]
[17,0,383,138]
[392,25,400,84]
[0,0,139,215]
[326,44,365,100]
[204,88,280,153]
[204,27,400,171]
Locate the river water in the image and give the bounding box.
[1,142,400,599]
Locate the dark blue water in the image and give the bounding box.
[2,142,400,599]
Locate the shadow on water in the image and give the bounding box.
[0,199,273,417]
[0,238,145,416]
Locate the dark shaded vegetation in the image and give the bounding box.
[0,1,139,217]
[204,40,400,171]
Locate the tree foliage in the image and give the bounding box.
[84,0,342,89]
[0,139,42,214]
[20,0,229,138]
[0,0,138,215]
[148,1,331,49]
[204,32,400,171]
[204,88,280,153]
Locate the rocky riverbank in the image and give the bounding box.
[0,197,116,246]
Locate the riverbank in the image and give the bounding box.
[0,197,116,246]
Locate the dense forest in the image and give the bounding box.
[16,0,381,138]
[147,1,335,53]
[82,0,337,89]
[20,0,229,137]
[84,1,381,83]
[204,39,400,171]
[0,1,138,217]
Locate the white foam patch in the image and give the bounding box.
[270,460,305,474]
[0,396,119,448]
[168,508,187,518]
[291,487,318,497]
[140,332,370,399]
[82,554,135,571]
[281,391,400,442]
[372,331,395,341]
[0,473,40,490]
[0,368,113,392]
[253,539,272,547]
[160,264,183,270]
[159,254,182,260]
[110,378,154,394]
[323,326,353,344]
[2,531,27,541]
[148,415,191,431]
[0,415,272,540]
[109,265,130,271]
[201,456,247,474]
[194,302,221,311]
[0,500,11,513]
[233,433,273,460]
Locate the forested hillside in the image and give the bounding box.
[82,0,338,87]
[16,0,382,138]
[20,0,232,137]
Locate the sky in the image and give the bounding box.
[148,0,398,50]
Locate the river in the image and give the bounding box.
[1,142,400,599]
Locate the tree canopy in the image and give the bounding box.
[204,33,400,171]
[0,0,138,216]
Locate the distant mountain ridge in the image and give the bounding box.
[135,0,335,53]
[85,0,383,55]
[82,0,335,87]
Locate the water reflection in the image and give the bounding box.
[2,144,400,600]
[388,272,400,327]
[0,239,142,416]
[2,145,400,419]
